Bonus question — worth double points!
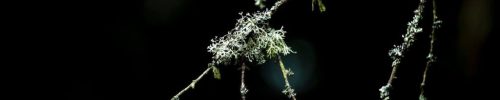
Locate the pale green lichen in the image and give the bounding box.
[381,0,426,100]
[173,0,302,100]
[255,0,266,9]
[379,84,392,100]
[207,8,294,65]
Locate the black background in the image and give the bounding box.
[11,0,499,100]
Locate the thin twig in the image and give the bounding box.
[278,56,297,100]
[419,0,440,99]
[171,66,214,100]
[380,0,427,100]
[387,0,426,85]
[269,0,288,14]
[240,62,248,100]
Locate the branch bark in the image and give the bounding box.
[278,56,297,100]
[171,66,214,100]
[240,62,248,100]
[419,0,440,99]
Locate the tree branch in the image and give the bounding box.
[419,0,441,100]
[278,56,297,100]
[240,62,248,100]
[171,66,214,100]
[380,0,427,100]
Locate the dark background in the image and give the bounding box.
[12,0,498,100]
